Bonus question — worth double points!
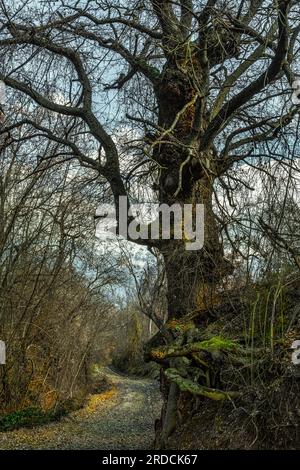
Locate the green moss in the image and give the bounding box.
[0,406,67,432]
[137,59,160,78]
[193,336,238,353]
[165,368,239,401]
[0,398,86,433]
[149,335,240,363]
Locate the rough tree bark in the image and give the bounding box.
[153,57,230,319]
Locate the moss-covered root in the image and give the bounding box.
[165,368,239,401]
[150,336,239,362]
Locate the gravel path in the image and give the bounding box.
[0,369,162,450]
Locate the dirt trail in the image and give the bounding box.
[0,369,162,450]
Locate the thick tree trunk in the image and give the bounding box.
[153,59,232,319]
[152,58,234,448]
[161,180,229,319]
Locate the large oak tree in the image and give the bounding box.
[1,0,299,446]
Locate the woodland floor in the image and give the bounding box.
[0,369,162,450]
